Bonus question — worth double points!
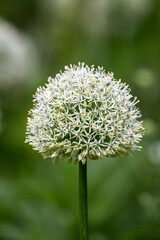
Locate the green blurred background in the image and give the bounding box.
[0,0,160,239]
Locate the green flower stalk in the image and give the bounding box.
[79,159,88,240]
[25,63,144,239]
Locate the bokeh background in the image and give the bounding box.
[0,0,160,239]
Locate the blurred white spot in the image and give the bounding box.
[143,119,157,136]
[0,18,39,88]
[80,0,109,36]
[148,141,160,165]
[138,193,160,219]
[133,68,156,88]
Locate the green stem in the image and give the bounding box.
[79,159,88,240]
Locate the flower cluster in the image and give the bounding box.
[25,63,144,164]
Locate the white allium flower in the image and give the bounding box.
[25,63,144,164]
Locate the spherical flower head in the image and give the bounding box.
[25,63,144,164]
